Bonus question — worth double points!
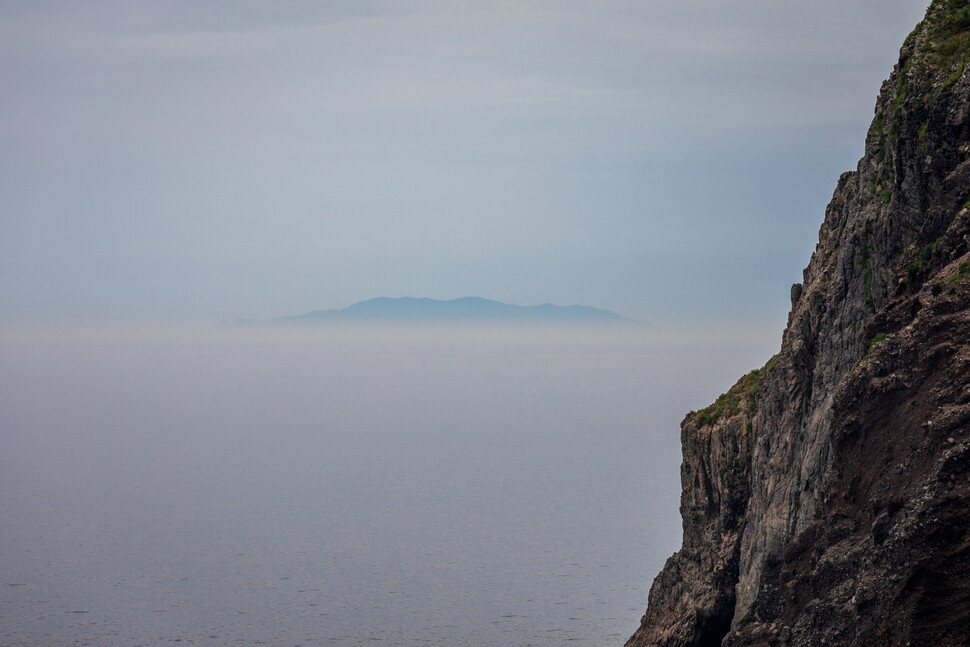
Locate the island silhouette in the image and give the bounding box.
[238,297,641,326]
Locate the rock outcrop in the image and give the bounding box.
[627,2,970,645]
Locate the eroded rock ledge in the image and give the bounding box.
[627,2,970,645]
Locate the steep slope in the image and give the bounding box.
[627,2,970,645]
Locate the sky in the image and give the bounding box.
[0,0,931,324]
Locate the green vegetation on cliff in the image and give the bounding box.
[929,0,970,68]
[691,366,766,428]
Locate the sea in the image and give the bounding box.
[0,321,777,646]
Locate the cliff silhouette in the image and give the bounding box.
[627,1,970,645]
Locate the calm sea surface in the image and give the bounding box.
[0,322,776,646]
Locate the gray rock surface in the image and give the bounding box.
[626,2,970,645]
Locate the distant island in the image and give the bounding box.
[237,297,641,326]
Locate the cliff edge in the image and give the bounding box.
[627,2,970,645]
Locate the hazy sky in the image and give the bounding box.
[0,1,930,323]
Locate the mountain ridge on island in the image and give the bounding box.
[238,297,642,326]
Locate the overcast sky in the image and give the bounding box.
[0,1,930,323]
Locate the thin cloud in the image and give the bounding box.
[110,30,279,60]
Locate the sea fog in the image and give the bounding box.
[0,321,778,646]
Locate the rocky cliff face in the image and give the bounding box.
[626,2,970,645]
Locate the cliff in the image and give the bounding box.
[626,2,970,645]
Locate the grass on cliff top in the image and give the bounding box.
[691,366,766,429]
[927,0,970,70]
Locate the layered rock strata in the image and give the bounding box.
[627,2,970,645]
